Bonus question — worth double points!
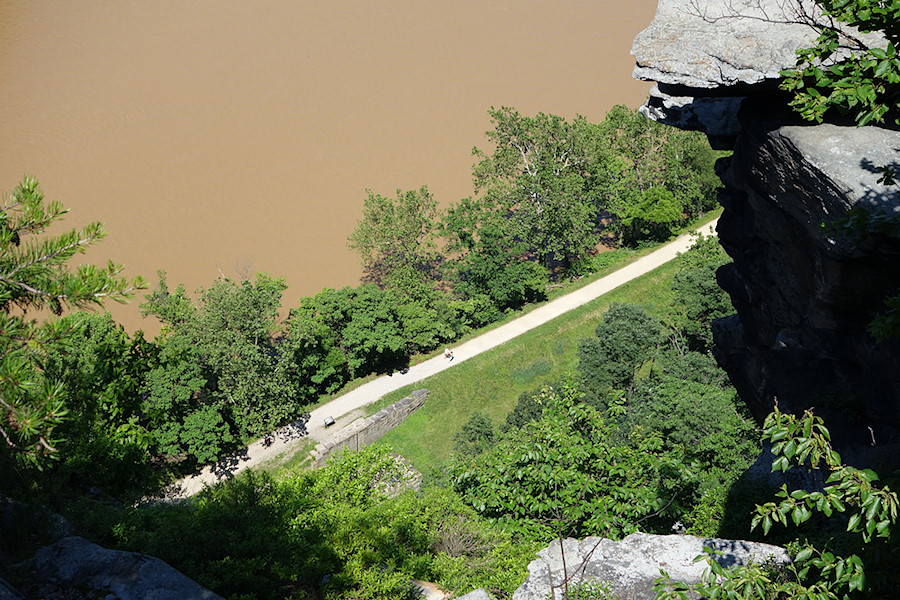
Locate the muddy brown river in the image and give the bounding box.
[0,0,656,333]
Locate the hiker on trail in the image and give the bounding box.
[445,348,454,361]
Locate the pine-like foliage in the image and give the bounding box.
[0,177,143,467]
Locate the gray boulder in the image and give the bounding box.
[632,0,824,90]
[456,589,495,600]
[30,536,223,600]
[512,532,788,600]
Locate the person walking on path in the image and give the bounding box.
[166,218,718,498]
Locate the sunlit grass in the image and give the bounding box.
[375,258,683,474]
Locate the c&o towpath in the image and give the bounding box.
[166,219,719,498]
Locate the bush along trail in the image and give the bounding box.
[165,219,718,498]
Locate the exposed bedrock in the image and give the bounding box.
[457,532,788,600]
[633,0,900,455]
[632,0,885,147]
[26,536,224,600]
[714,106,900,448]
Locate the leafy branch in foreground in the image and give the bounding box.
[780,0,900,126]
[0,177,144,467]
[654,406,898,599]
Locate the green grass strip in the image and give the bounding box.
[375,259,682,474]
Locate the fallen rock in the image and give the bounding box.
[29,536,223,600]
[511,532,787,600]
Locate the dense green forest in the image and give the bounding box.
[1,70,898,599]
[0,104,723,487]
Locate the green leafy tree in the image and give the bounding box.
[452,381,692,541]
[453,411,497,456]
[628,348,759,534]
[596,105,721,247]
[472,107,603,269]
[142,328,231,463]
[41,312,156,493]
[285,287,353,397]
[780,0,899,126]
[616,187,685,245]
[503,389,549,432]
[339,283,408,375]
[442,197,548,315]
[577,302,663,395]
[97,445,536,600]
[141,272,303,462]
[0,177,143,467]
[669,234,733,350]
[347,186,441,288]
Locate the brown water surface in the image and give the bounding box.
[0,0,655,333]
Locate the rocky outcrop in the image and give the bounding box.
[457,532,787,600]
[633,0,900,455]
[713,114,900,446]
[632,0,885,147]
[27,536,223,600]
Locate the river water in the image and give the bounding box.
[0,0,656,333]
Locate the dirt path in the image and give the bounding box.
[165,219,719,498]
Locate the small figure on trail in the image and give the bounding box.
[444,348,452,360]
[263,433,273,447]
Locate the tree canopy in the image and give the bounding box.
[0,178,143,467]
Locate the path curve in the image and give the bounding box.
[168,219,718,498]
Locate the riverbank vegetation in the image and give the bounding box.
[1,104,725,492]
[8,100,885,599]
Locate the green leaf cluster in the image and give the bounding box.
[0,177,143,468]
[655,407,899,599]
[82,446,537,600]
[780,0,900,125]
[451,381,693,541]
[577,302,663,393]
[141,272,302,463]
[40,312,158,495]
[669,233,733,350]
[595,106,723,247]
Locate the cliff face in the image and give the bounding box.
[632,0,900,453]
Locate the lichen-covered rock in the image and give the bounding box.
[511,532,787,600]
[29,536,223,600]
[632,0,822,90]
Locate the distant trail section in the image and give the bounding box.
[165,219,719,498]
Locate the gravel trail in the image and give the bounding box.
[166,219,718,498]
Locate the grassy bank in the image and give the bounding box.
[375,257,683,474]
